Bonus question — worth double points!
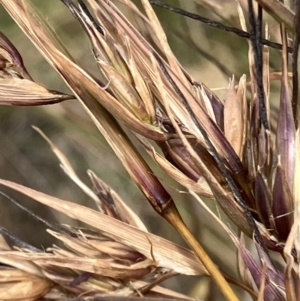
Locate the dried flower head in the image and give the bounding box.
[0,1,299,301]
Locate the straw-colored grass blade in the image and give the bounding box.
[1,251,153,279]
[255,0,294,32]
[224,76,247,159]
[0,269,52,301]
[0,78,73,106]
[0,179,207,276]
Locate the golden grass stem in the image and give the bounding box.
[164,204,240,301]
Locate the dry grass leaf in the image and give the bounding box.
[76,297,193,301]
[224,75,247,159]
[140,0,189,86]
[0,31,73,106]
[1,251,153,279]
[255,0,294,31]
[0,179,206,276]
[0,78,73,106]
[0,251,45,279]
[0,269,52,301]
[48,229,144,261]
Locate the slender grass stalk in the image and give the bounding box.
[164,204,239,301]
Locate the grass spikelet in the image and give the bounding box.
[0,1,300,300]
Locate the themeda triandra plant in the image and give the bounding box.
[0,0,299,301]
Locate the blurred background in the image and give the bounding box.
[0,0,283,299]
